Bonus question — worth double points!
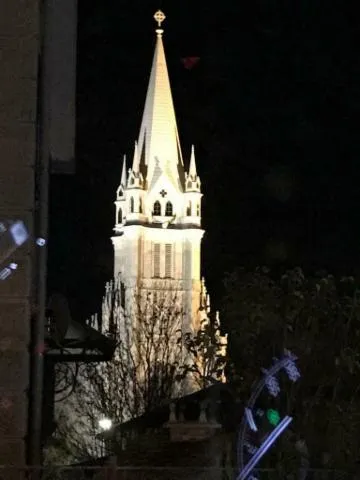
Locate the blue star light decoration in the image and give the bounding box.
[238,350,301,480]
[284,360,301,382]
[283,350,301,382]
[264,373,280,397]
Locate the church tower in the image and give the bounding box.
[111,11,204,331]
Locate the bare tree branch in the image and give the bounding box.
[49,275,227,463]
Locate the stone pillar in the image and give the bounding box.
[0,0,40,471]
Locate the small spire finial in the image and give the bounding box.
[154,10,166,35]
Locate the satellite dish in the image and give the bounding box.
[47,293,72,343]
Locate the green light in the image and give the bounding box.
[266,409,280,426]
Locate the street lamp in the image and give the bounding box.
[98,417,112,431]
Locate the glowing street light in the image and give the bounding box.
[98,417,112,431]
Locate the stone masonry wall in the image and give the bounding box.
[0,0,40,469]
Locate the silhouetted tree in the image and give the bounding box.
[179,312,227,389]
[222,266,360,471]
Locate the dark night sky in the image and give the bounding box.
[48,1,360,320]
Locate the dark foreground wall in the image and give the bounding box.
[0,0,39,470]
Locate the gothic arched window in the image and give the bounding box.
[139,198,143,214]
[153,201,161,216]
[196,204,200,216]
[165,201,173,216]
[186,202,191,216]
[118,208,122,224]
[130,197,134,213]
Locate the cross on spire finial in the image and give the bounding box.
[154,10,166,28]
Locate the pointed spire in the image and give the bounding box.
[121,155,127,186]
[137,10,183,188]
[132,141,139,173]
[189,145,197,178]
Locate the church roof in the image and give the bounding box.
[137,11,184,190]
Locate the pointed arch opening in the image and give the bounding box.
[139,198,143,214]
[165,201,173,216]
[130,197,134,213]
[118,208,123,224]
[186,202,191,216]
[196,204,200,216]
[153,201,161,216]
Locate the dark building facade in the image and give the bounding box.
[0,0,77,470]
[0,0,40,468]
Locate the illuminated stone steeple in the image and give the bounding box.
[137,10,183,191]
[112,11,205,331]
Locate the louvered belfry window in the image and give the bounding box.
[153,201,161,216]
[153,243,161,278]
[165,244,172,278]
[165,201,173,216]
